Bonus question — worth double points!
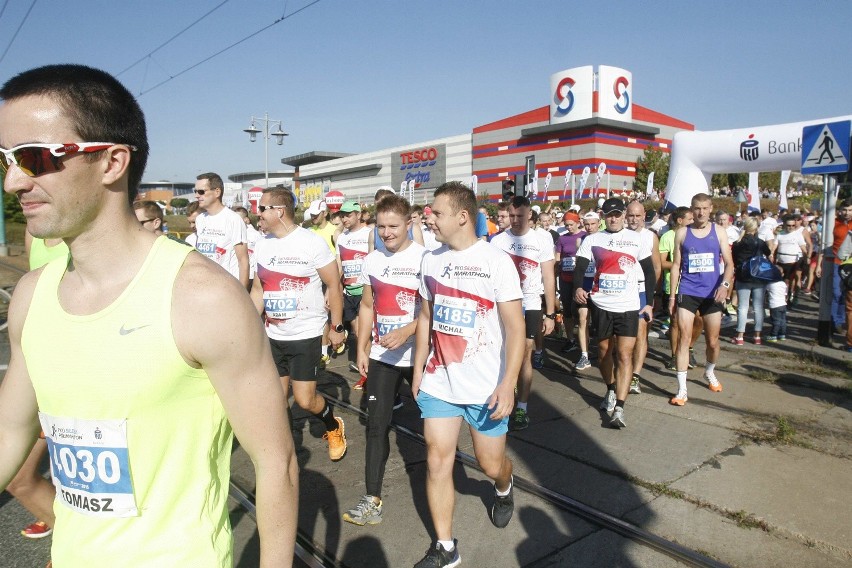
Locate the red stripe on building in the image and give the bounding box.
[473,106,549,134]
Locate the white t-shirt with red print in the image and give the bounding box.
[254,228,336,341]
[489,228,554,310]
[418,241,523,404]
[336,226,371,293]
[357,242,427,367]
[195,207,247,280]
[576,228,650,312]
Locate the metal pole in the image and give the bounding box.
[264,113,270,189]
[817,174,836,346]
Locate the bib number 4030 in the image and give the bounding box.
[50,444,123,485]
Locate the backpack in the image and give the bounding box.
[840,259,852,290]
[742,254,782,283]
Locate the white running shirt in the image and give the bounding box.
[337,226,371,291]
[576,228,650,312]
[195,208,247,280]
[255,228,336,341]
[357,242,427,366]
[419,241,522,404]
[489,228,554,310]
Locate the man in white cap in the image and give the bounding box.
[308,199,336,253]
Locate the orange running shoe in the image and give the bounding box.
[323,417,347,461]
[669,393,688,406]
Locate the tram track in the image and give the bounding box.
[228,384,730,568]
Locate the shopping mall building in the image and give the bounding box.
[290,65,694,207]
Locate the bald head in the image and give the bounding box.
[626,200,645,231]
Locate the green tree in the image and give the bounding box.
[170,198,189,209]
[4,191,24,224]
[711,173,748,191]
[634,145,669,193]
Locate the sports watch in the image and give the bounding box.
[332,323,345,333]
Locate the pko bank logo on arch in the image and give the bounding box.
[554,77,576,115]
[740,134,759,161]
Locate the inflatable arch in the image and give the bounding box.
[664,114,852,208]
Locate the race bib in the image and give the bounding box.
[196,241,216,259]
[433,295,476,337]
[597,273,627,293]
[376,314,411,337]
[688,252,715,273]
[561,257,576,272]
[39,413,137,518]
[585,261,596,278]
[264,290,299,320]
[341,259,363,281]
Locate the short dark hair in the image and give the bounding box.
[262,187,295,212]
[510,195,531,209]
[232,206,249,218]
[133,200,163,221]
[186,201,200,216]
[374,188,395,203]
[433,181,477,219]
[0,64,149,203]
[197,172,223,192]
[376,194,411,219]
[670,206,692,228]
[691,193,712,205]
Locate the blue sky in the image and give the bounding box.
[1,0,850,182]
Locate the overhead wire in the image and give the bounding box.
[0,0,38,66]
[0,0,12,25]
[138,0,322,97]
[116,0,232,78]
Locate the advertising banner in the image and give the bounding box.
[391,143,447,190]
[549,66,594,125]
[597,66,632,122]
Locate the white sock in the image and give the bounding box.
[705,362,716,374]
[438,539,455,551]
[496,476,513,496]
[677,371,688,393]
[321,344,330,356]
[516,401,528,411]
[581,351,588,358]
[534,349,542,355]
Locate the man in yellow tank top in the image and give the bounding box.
[0,64,298,567]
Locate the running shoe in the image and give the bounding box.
[609,407,626,428]
[319,353,330,369]
[629,375,642,394]
[575,354,591,370]
[706,373,723,392]
[21,521,52,539]
[323,417,347,461]
[730,336,744,345]
[669,392,688,406]
[490,477,514,528]
[725,303,737,316]
[353,375,367,390]
[414,540,461,568]
[765,335,778,343]
[665,356,677,370]
[600,389,617,412]
[561,339,579,353]
[688,350,697,369]
[778,335,786,341]
[531,351,545,370]
[393,394,404,410]
[343,495,383,526]
[753,336,762,345]
[508,408,529,431]
[349,361,359,373]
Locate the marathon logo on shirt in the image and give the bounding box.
[439,263,490,279]
[267,255,310,267]
[380,266,420,279]
[509,242,539,252]
[199,227,226,237]
[605,236,640,250]
[50,425,84,441]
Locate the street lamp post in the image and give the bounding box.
[244,113,287,188]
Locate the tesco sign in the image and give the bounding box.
[391,143,446,189]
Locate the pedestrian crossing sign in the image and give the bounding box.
[801,120,850,174]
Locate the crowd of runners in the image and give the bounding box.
[1,64,851,568]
